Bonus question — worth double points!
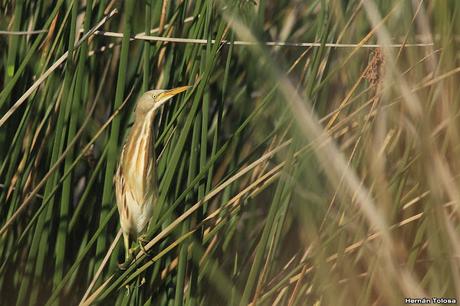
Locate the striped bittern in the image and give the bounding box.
[115,86,189,266]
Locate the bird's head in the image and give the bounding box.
[135,86,190,117]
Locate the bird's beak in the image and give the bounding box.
[154,86,190,110]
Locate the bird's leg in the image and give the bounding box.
[124,232,130,261]
[118,232,134,270]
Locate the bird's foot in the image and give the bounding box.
[118,258,132,270]
[137,235,150,256]
[118,248,135,270]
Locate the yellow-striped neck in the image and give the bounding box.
[122,110,156,203]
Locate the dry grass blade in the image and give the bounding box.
[0,29,48,35]
[79,229,122,304]
[92,30,434,48]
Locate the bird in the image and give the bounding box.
[114,86,189,267]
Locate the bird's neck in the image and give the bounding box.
[123,111,156,166]
[134,108,155,122]
[129,111,155,144]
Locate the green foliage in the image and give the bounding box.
[1,0,460,305]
